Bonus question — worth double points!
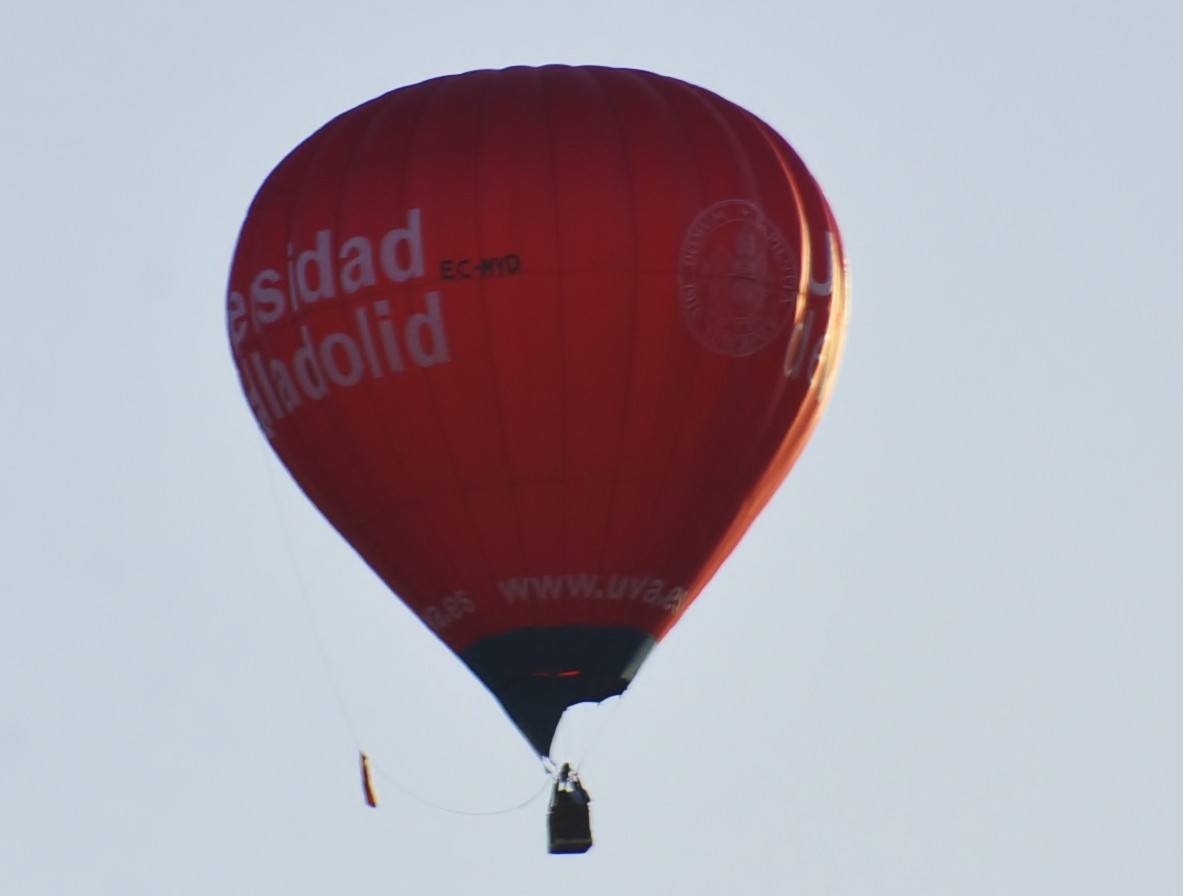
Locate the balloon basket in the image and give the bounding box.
[547,764,592,854]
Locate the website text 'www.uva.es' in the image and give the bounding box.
[497,573,688,611]
[422,574,688,632]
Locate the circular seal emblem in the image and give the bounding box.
[677,199,799,357]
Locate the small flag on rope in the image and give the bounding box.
[360,751,379,808]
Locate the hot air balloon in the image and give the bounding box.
[227,65,847,849]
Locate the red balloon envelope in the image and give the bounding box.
[227,65,848,756]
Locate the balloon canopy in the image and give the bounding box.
[227,65,848,756]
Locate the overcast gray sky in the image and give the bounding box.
[3,1,1181,893]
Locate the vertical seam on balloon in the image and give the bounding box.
[622,70,715,628]
[731,120,849,527]
[400,75,494,635]
[686,94,790,622]
[726,113,816,490]
[685,113,820,599]
[354,81,455,613]
[311,77,463,625]
[590,67,644,634]
[646,77,774,630]
[492,68,539,629]
[324,91,421,607]
[476,66,541,639]
[239,104,430,689]
[231,122,347,624]
[684,89,773,491]
[672,96,827,627]
[463,69,520,632]
[630,74,717,611]
[741,197,849,525]
[269,108,368,553]
[542,66,565,634]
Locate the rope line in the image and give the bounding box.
[257,444,553,818]
[368,755,552,817]
[260,446,362,747]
